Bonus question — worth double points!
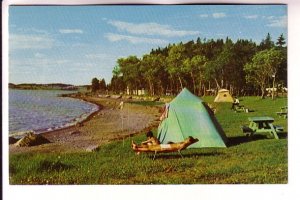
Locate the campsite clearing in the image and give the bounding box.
[9,96,287,184]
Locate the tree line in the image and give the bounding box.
[94,33,287,98]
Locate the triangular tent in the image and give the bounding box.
[214,89,234,103]
[157,88,227,148]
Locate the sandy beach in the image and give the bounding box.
[9,96,162,154]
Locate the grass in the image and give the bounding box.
[9,96,288,184]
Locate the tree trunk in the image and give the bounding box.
[230,85,234,96]
[261,86,265,99]
[190,72,196,94]
[272,75,276,100]
[160,84,164,96]
[147,79,152,96]
[198,80,202,96]
[214,78,220,90]
[178,76,183,90]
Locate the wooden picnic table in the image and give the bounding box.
[242,117,283,139]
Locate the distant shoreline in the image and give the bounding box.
[9,83,87,91]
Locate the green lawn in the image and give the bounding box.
[9,96,288,184]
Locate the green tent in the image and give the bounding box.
[157,88,227,148]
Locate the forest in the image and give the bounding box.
[95,33,287,98]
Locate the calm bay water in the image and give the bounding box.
[9,89,99,136]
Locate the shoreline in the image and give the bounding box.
[9,94,161,154]
[9,93,102,138]
[37,95,103,135]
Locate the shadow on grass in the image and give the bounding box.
[277,131,288,139]
[37,160,73,172]
[148,152,224,160]
[227,132,288,147]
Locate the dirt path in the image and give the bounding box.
[9,97,161,154]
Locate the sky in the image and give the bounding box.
[8,4,287,85]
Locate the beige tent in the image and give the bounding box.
[214,89,234,103]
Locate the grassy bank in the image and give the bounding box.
[9,96,288,184]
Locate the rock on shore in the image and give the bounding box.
[14,131,51,147]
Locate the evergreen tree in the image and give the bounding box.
[259,33,274,50]
[91,77,100,93]
[276,34,286,47]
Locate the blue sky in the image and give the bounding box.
[9,5,287,85]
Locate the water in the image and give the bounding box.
[9,89,99,136]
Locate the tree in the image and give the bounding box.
[233,39,258,95]
[112,65,122,77]
[91,77,100,93]
[244,48,284,99]
[99,78,106,91]
[183,55,207,95]
[259,33,274,50]
[141,54,165,96]
[110,65,125,94]
[212,38,235,90]
[167,43,187,91]
[276,34,286,47]
[118,56,141,94]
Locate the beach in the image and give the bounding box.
[9,96,162,154]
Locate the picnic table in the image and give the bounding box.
[241,117,283,139]
[276,106,288,118]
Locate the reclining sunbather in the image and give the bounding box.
[140,130,160,147]
[131,136,199,153]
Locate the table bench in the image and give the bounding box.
[276,106,288,118]
[241,117,283,139]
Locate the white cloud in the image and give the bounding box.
[212,12,226,18]
[105,33,168,45]
[267,16,275,20]
[199,14,209,18]
[85,53,117,60]
[14,27,49,35]
[10,57,70,69]
[106,20,200,37]
[244,15,258,19]
[59,29,83,34]
[34,53,46,58]
[267,15,287,28]
[9,34,55,50]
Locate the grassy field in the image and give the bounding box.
[9,96,288,184]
